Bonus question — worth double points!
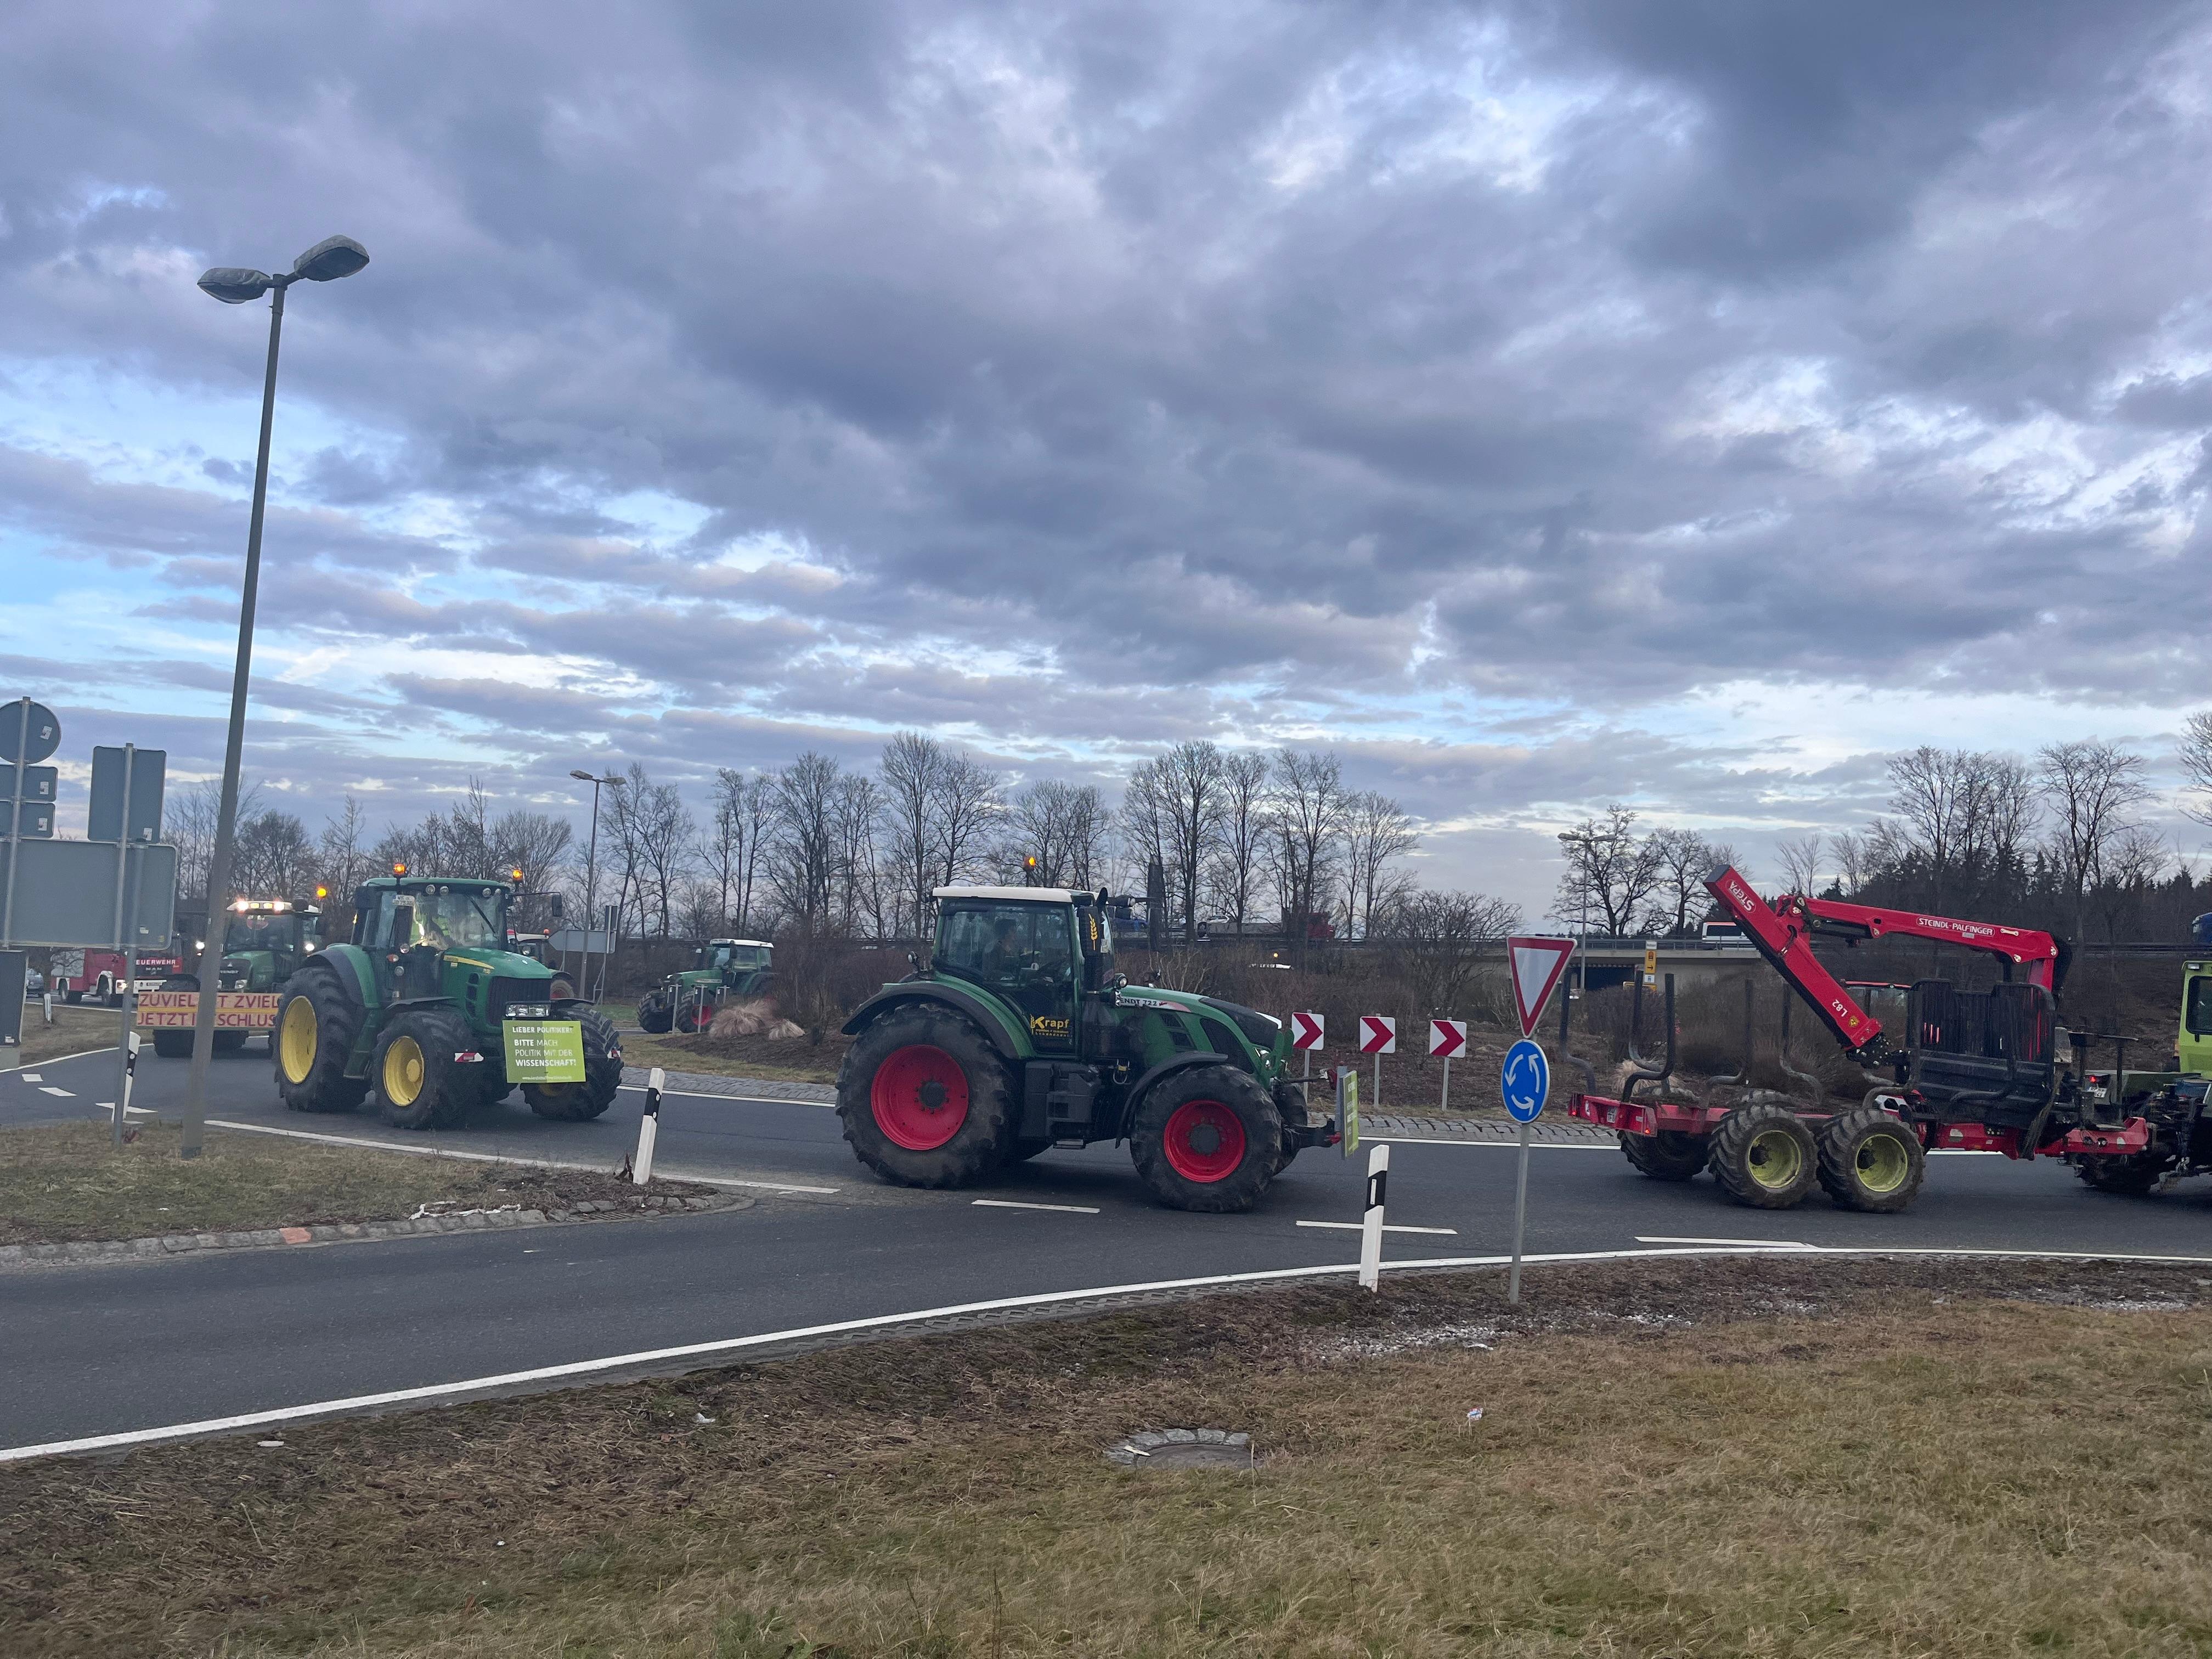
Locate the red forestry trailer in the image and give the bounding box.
[1565,866,2152,1212]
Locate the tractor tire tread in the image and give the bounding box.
[1130,1064,1285,1214]
[273,964,369,1115]
[373,1006,476,1130]
[1621,1130,1708,1182]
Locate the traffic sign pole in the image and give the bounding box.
[1509,1113,1532,1304]
[1498,1038,1550,1304]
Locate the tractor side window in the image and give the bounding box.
[2187,977,2212,1037]
[358,893,397,950]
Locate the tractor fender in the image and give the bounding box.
[842,984,1025,1062]
[1113,1052,1233,1139]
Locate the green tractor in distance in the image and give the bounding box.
[837,887,1333,1211]
[272,870,623,1130]
[637,938,775,1034]
[152,896,325,1058]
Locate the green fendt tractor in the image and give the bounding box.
[637,938,775,1034]
[152,896,324,1058]
[271,871,623,1130]
[837,887,1333,1212]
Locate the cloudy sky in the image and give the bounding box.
[4,0,2210,915]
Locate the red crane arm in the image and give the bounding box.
[1703,866,1884,1055]
[1700,865,2067,1062]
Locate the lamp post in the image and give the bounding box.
[569,769,622,1000]
[180,235,369,1158]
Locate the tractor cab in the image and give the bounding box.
[696,939,773,989]
[216,898,324,992]
[349,875,563,1009]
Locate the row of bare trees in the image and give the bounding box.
[1556,735,2205,944]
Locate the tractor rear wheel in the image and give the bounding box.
[1816,1107,1926,1212]
[151,975,199,1059]
[838,1006,1015,1187]
[1709,1104,1819,1209]
[2074,1150,2171,1195]
[273,967,369,1115]
[373,1007,474,1130]
[1622,1130,1708,1182]
[212,1030,249,1054]
[1131,1065,1285,1214]
[523,1002,624,1120]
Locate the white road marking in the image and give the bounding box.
[971,1199,1101,1215]
[1636,1235,1813,1250]
[1297,1220,1458,1235]
[39,1086,72,1097]
[2,1048,113,1074]
[20,1073,41,1082]
[201,1119,838,1194]
[13,1243,2212,1464]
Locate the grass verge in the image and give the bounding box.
[8,1256,2212,1656]
[0,1121,714,1245]
[5,1003,123,1068]
[621,1029,840,1085]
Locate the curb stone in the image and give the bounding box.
[0,1192,751,1270]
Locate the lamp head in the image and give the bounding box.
[292,235,369,283]
[198,267,274,304]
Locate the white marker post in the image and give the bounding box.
[110,1030,139,1141]
[632,1065,665,1186]
[1357,1142,1389,1291]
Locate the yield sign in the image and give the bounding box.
[1506,936,1577,1037]
[1429,1018,1466,1058]
[1290,1011,1325,1050]
[1359,1014,1397,1054]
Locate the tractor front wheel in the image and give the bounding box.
[1622,1130,1708,1182]
[637,989,675,1034]
[1816,1107,1925,1212]
[1131,1065,1285,1214]
[273,967,369,1114]
[1709,1104,1819,1209]
[523,1002,624,1121]
[838,1006,1015,1187]
[373,1007,475,1130]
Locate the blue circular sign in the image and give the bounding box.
[1500,1039,1549,1123]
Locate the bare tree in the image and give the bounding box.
[933,751,1006,894]
[2090,824,2171,942]
[1877,746,2035,913]
[1774,833,1825,898]
[1828,829,1873,897]
[1554,806,1664,935]
[767,753,844,936]
[2181,712,2212,826]
[1008,780,1109,889]
[704,769,770,935]
[879,732,946,940]
[1266,748,1345,958]
[1373,888,1522,1015]
[232,809,314,895]
[832,772,885,935]
[1644,828,1717,936]
[605,764,693,938]
[171,776,266,903]
[1127,741,1228,945]
[2038,739,2152,941]
[1340,790,1418,939]
[315,794,373,901]
[492,810,573,896]
[1205,751,1270,936]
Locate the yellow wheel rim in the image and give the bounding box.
[279,996,318,1084]
[1745,1126,1805,1191]
[383,1035,425,1107]
[1855,1129,1912,1194]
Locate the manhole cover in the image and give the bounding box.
[1105,1429,1252,1468]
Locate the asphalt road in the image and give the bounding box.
[5,1038,2211,1454]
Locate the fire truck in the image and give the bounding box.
[47,946,181,1006]
[1567,865,2174,1213]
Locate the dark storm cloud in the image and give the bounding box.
[3,1,2209,887]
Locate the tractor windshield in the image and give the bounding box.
[229,912,307,955]
[407,887,508,951]
[708,944,770,971]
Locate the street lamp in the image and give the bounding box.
[180,235,369,1159]
[570,769,622,1000]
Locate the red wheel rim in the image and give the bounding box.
[871,1044,970,1150]
[1162,1099,1246,1183]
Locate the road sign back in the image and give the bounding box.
[1506,936,1576,1037]
[1290,1011,1324,1050]
[1429,1018,1466,1058]
[1358,1015,1396,1054]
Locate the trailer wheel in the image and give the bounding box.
[1815,1107,1925,1212]
[1131,1065,1285,1214]
[1709,1104,1819,1209]
[2073,1151,2170,1196]
[838,1005,1015,1187]
[273,967,369,1114]
[1621,1130,1708,1182]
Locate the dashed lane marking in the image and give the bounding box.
[38,1087,72,1098]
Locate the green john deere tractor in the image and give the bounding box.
[152,897,324,1058]
[271,872,623,1130]
[637,938,775,1034]
[837,887,1333,1212]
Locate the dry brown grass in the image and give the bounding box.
[6,1257,2212,1656]
[4,1002,125,1068]
[0,1121,712,1245]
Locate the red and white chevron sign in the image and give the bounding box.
[1290,1010,1324,1050]
[1429,1018,1467,1058]
[1359,1015,1397,1054]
